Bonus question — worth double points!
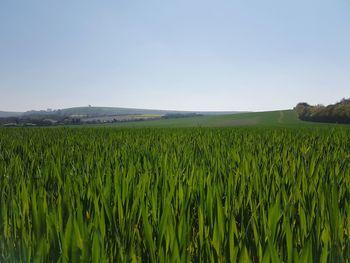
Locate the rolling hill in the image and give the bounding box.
[2,108,349,128]
[0,106,243,118]
[90,110,346,128]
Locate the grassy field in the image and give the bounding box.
[0,126,349,262]
[85,110,347,128]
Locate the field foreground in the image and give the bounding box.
[0,127,349,262]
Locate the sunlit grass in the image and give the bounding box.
[0,127,349,262]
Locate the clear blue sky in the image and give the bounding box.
[1,0,349,112]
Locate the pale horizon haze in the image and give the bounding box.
[0,0,349,112]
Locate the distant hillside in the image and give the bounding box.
[92,110,319,128]
[8,106,243,118]
[0,111,22,118]
[22,107,172,117]
[2,109,347,128]
[0,106,244,126]
[295,98,350,124]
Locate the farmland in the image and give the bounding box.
[89,110,347,128]
[0,126,349,262]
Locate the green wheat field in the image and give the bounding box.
[0,126,349,262]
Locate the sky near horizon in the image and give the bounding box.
[0,0,349,112]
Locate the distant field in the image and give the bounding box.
[3,109,348,128]
[80,114,162,123]
[88,110,348,128]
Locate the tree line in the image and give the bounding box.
[0,116,81,126]
[294,98,350,124]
